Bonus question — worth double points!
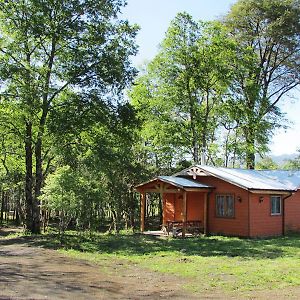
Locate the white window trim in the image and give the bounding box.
[270,195,282,216]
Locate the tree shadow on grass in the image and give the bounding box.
[17,231,300,260]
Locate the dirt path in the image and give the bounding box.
[0,229,197,300]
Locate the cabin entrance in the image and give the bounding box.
[135,176,213,237]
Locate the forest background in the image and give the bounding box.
[0,0,299,234]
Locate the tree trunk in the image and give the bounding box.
[16,185,25,226]
[245,128,255,169]
[224,129,230,167]
[0,190,4,225]
[5,194,8,222]
[190,109,199,164]
[25,121,41,233]
[111,209,119,233]
[25,121,34,231]
[33,136,43,234]
[15,209,20,226]
[187,79,199,164]
[246,151,255,169]
[200,90,211,166]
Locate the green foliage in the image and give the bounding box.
[224,0,300,168]
[45,89,145,231]
[42,166,77,211]
[41,165,111,234]
[131,2,300,170]
[283,150,300,170]
[256,156,279,170]
[130,13,236,169]
[0,0,138,232]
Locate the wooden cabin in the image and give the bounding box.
[135,165,300,238]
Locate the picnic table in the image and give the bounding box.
[165,220,203,237]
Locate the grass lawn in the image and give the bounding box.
[29,231,300,296]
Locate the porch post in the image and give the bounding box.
[203,192,208,235]
[160,184,165,226]
[140,191,146,232]
[182,191,187,238]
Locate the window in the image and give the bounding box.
[216,194,234,218]
[271,196,281,215]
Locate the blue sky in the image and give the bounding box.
[121,0,300,156]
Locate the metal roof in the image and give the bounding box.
[176,165,300,192]
[258,170,300,190]
[158,176,212,189]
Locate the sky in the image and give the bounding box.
[121,0,300,156]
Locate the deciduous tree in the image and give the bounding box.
[0,0,138,233]
[224,0,300,169]
[131,13,235,167]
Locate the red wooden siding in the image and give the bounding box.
[174,194,183,220]
[197,176,249,237]
[187,192,204,221]
[163,193,183,222]
[163,193,175,223]
[163,192,204,223]
[285,191,300,233]
[249,194,283,237]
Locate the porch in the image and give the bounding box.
[142,226,202,238]
[135,176,213,238]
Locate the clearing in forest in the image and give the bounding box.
[1,227,300,299]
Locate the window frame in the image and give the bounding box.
[270,195,282,216]
[215,194,235,218]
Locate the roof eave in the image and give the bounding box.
[249,189,295,195]
[134,176,213,192]
[158,177,214,190]
[158,176,184,189]
[184,187,213,192]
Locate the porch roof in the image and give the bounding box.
[158,176,213,189]
[135,175,213,191]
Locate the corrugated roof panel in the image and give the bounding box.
[258,170,300,190]
[158,176,212,189]
[193,165,297,191]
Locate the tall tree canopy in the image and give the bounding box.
[130,13,235,168]
[131,1,300,170]
[0,0,138,233]
[224,0,300,168]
